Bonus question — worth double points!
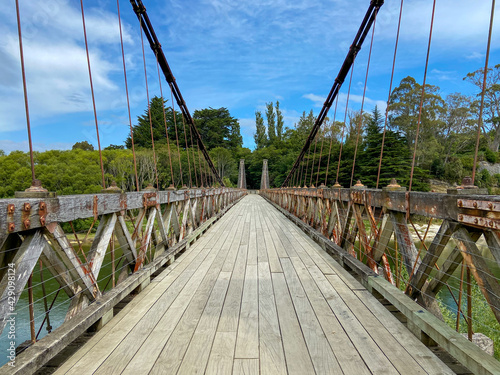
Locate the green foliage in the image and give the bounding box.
[72,141,94,151]
[194,107,242,151]
[105,144,125,150]
[439,281,500,359]
[276,101,284,141]
[254,111,267,149]
[484,148,498,163]
[266,102,276,144]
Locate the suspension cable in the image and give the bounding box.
[336,65,355,184]
[315,124,326,187]
[309,134,319,187]
[139,18,159,190]
[15,0,36,185]
[181,114,193,187]
[376,0,404,189]
[281,0,383,187]
[409,0,436,192]
[324,96,339,186]
[117,0,139,191]
[80,0,106,188]
[156,55,175,188]
[351,17,377,187]
[171,89,184,187]
[472,0,496,185]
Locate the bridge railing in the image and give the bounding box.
[0,187,245,347]
[261,184,500,373]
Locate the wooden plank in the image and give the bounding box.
[280,258,343,374]
[0,230,45,333]
[88,213,117,278]
[218,243,247,332]
[354,289,454,375]
[262,220,282,272]
[177,271,232,374]
[54,214,225,374]
[120,238,234,375]
[454,227,500,325]
[327,274,428,374]
[288,255,369,375]
[206,332,237,375]
[63,207,240,375]
[234,264,259,358]
[262,215,288,258]
[369,274,500,375]
[313,272,399,374]
[233,359,259,375]
[115,214,137,263]
[258,262,287,375]
[271,271,316,375]
[40,243,77,298]
[45,225,96,299]
[372,214,393,262]
[407,220,455,298]
[255,207,269,264]
[148,212,243,375]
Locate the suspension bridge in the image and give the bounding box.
[1,0,500,374]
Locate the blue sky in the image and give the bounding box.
[0,0,499,153]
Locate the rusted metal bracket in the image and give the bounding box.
[39,201,47,226]
[457,199,500,230]
[143,192,157,208]
[22,202,31,230]
[93,195,99,220]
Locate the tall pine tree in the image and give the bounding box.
[254,111,267,149]
[276,101,284,141]
[266,102,276,145]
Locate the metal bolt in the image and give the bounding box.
[39,202,46,210]
[23,202,31,211]
[457,200,463,207]
[488,202,493,210]
[24,219,31,229]
[8,223,15,232]
[474,218,479,224]
[458,214,464,221]
[7,204,14,214]
[489,221,494,228]
[473,202,478,208]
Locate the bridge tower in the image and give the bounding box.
[237,159,247,189]
[260,159,270,190]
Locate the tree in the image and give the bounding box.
[193,107,243,150]
[442,93,476,163]
[209,147,236,180]
[126,96,181,150]
[0,150,5,156]
[266,102,276,144]
[105,144,125,150]
[388,76,446,170]
[254,111,267,149]
[72,141,94,151]
[276,101,284,141]
[464,64,500,151]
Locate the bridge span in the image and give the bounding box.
[31,195,461,374]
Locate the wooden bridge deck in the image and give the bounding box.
[53,195,453,375]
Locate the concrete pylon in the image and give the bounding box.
[260,159,270,190]
[237,159,247,189]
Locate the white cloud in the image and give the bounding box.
[0,0,135,132]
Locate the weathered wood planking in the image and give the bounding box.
[263,192,500,375]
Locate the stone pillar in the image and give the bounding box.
[237,159,247,189]
[260,159,270,190]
